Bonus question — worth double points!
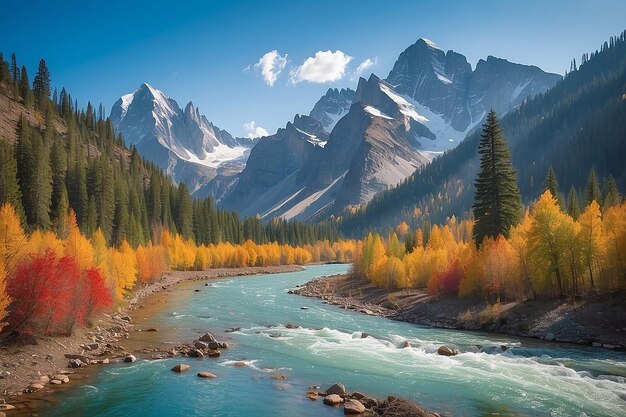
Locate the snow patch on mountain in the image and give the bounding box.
[364,105,394,119]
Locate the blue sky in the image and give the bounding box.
[2,0,625,137]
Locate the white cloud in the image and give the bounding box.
[352,57,378,80]
[290,50,353,84]
[243,121,269,139]
[252,50,288,86]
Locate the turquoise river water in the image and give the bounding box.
[40,264,625,416]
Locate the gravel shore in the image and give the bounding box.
[293,273,626,350]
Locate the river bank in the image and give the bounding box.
[293,273,626,350]
[0,265,303,410]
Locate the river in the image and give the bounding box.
[40,264,626,416]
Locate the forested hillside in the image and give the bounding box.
[340,30,626,237]
[0,54,340,247]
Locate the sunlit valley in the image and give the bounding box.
[0,1,625,416]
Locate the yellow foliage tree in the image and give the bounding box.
[0,204,28,275]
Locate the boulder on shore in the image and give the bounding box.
[52,374,69,383]
[344,399,366,414]
[325,382,347,396]
[171,364,191,373]
[323,394,343,406]
[68,359,85,368]
[437,346,459,356]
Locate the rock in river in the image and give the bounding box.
[325,382,347,396]
[198,333,217,343]
[123,355,137,363]
[437,346,459,356]
[323,394,343,406]
[197,371,217,378]
[344,399,366,414]
[171,364,191,373]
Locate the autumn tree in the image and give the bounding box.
[527,192,571,297]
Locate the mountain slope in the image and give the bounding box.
[340,31,626,237]
[110,83,254,195]
[221,75,433,221]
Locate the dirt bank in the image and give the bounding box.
[293,274,626,350]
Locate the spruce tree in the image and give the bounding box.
[10,53,18,83]
[0,140,23,215]
[19,66,29,103]
[472,110,522,246]
[177,182,193,239]
[584,168,601,207]
[33,59,51,111]
[545,166,560,201]
[567,185,581,220]
[28,131,53,229]
[603,175,621,207]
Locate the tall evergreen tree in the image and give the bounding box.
[545,166,559,199]
[32,59,51,111]
[472,110,522,246]
[0,140,23,215]
[19,66,29,103]
[584,167,601,207]
[10,53,18,83]
[177,182,193,239]
[27,131,53,229]
[603,175,621,207]
[566,185,581,220]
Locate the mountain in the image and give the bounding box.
[386,38,562,150]
[109,83,255,195]
[220,74,434,220]
[340,31,626,237]
[220,38,560,221]
[309,87,355,133]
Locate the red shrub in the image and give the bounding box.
[7,250,112,336]
[435,260,463,296]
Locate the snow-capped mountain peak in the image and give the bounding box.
[110,83,254,194]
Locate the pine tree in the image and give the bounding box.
[33,59,51,111]
[567,185,581,220]
[0,141,23,215]
[584,168,601,208]
[472,110,522,246]
[603,175,621,208]
[177,183,193,239]
[545,166,559,200]
[19,66,30,104]
[26,131,53,229]
[10,53,18,83]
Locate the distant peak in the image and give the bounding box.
[417,37,441,50]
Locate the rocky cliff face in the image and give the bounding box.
[110,83,254,196]
[308,88,355,133]
[387,38,561,135]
